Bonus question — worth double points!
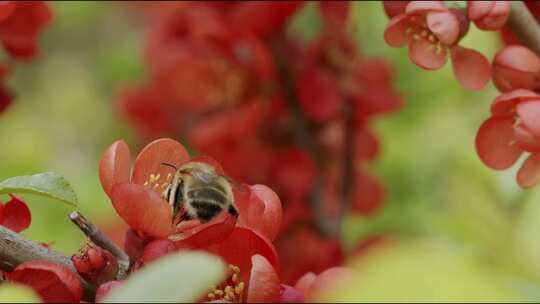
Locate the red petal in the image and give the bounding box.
[383,1,410,18]
[95,280,123,303]
[472,1,510,31]
[142,238,175,264]
[450,46,491,90]
[172,212,236,248]
[228,1,303,39]
[279,284,305,303]
[350,173,385,215]
[383,14,412,47]
[475,116,522,170]
[308,267,353,299]
[492,46,540,92]
[491,89,540,116]
[408,37,447,70]
[426,11,459,45]
[514,123,540,153]
[8,260,82,303]
[517,153,540,188]
[406,1,448,14]
[99,140,131,198]
[207,227,279,280]
[319,1,349,29]
[110,182,172,238]
[238,185,282,241]
[297,67,343,122]
[294,272,316,298]
[468,1,494,20]
[131,138,189,186]
[517,99,540,137]
[247,254,281,303]
[0,2,15,21]
[0,194,31,232]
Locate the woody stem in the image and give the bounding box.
[69,211,130,280]
[507,1,540,56]
[0,226,96,300]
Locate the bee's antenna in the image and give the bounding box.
[161,162,178,170]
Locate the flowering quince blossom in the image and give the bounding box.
[0,1,51,115]
[467,1,511,31]
[383,1,491,90]
[0,194,31,233]
[476,45,540,188]
[99,137,288,302]
[476,90,540,188]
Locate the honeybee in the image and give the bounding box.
[161,161,239,224]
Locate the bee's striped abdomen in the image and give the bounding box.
[187,187,228,205]
[190,200,224,222]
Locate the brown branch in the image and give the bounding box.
[336,102,356,236]
[271,41,336,237]
[0,226,95,300]
[507,1,540,56]
[69,211,129,280]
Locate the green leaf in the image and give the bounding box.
[0,283,41,303]
[0,172,78,206]
[102,251,226,303]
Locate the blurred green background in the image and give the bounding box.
[1,1,539,301]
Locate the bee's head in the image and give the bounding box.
[178,161,216,174]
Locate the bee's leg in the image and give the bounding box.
[228,206,239,218]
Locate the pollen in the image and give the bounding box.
[206,264,245,302]
[144,172,169,194]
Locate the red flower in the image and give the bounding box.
[7,260,82,303]
[492,46,540,93]
[0,194,31,233]
[294,267,353,300]
[476,90,540,188]
[277,227,344,284]
[99,138,238,242]
[0,1,52,60]
[72,243,118,285]
[384,1,491,90]
[468,1,510,31]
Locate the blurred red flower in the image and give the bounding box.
[0,194,31,233]
[384,1,491,90]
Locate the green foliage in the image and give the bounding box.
[0,172,78,206]
[0,283,41,303]
[102,251,226,303]
[320,239,517,302]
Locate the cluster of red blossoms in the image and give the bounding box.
[0,1,52,114]
[1,139,352,303]
[117,1,401,284]
[473,1,540,188]
[383,1,540,188]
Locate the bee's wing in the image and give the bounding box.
[190,170,216,184]
[224,176,248,194]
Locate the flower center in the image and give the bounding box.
[207,264,245,302]
[207,58,247,107]
[406,16,446,55]
[143,173,172,196]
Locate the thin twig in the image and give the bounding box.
[507,1,540,56]
[271,41,335,236]
[0,226,95,300]
[336,102,356,236]
[69,211,130,280]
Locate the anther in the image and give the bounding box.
[143,181,149,187]
[207,293,215,299]
[232,273,238,282]
[413,34,421,40]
